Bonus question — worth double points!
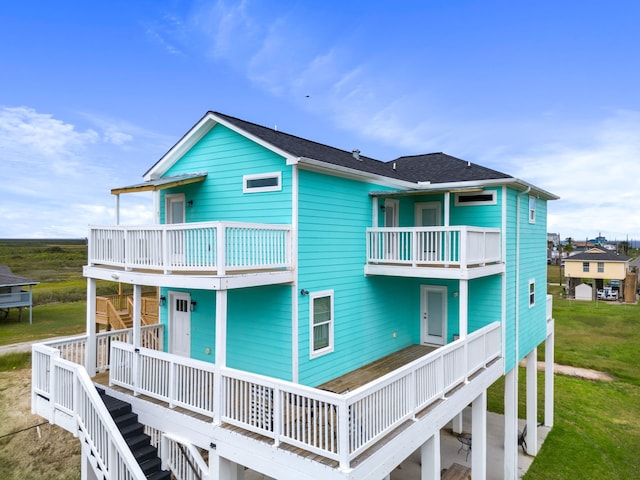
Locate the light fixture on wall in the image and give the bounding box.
[190,300,197,312]
[159,295,166,307]
[187,200,194,208]
[300,289,309,296]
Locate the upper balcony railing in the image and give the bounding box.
[366,226,501,268]
[88,221,292,275]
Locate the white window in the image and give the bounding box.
[454,190,496,206]
[528,195,536,223]
[597,262,605,273]
[583,262,590,273]
[310,290,334,358]
[529,280,535,307]
[243,172,282,193]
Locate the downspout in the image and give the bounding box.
[292,163,299,383]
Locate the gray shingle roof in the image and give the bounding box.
[214,112,514,184]
[0,265,38,287]
[565,249,631,262]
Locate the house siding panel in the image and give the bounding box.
[160,123,292,225]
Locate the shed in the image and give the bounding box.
[0,265,39,324]
[575,283,593,301]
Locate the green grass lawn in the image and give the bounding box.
[0,302,86,346]
[486,295,640,479]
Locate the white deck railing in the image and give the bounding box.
[366,226,501,267]
[88,221,292,274]
[108,322,501,469]
[32,344,146,480]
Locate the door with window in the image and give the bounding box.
[166,194,185,264]
[384,199,399,260]
[415,202,442,262]
[420,285,447,345]
[169,292,191,357]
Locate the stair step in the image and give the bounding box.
[140,457,162,475]
[114,411,139,428]
[126,433,152,451]
[120,421,145,438]
[133,444,159,463]
[146,470,171,480]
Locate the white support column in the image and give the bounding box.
[209,449,244,480]
[545,328,555,427]
[114,193,120,225]
[85,277,97,377]
[132,284,142,349]
[504,367,518,480]
[472,390,487,480]
[81,441,99,480]
[526,349,538,455]
[421,431,441,480]
[214,289,228,425]
[459,279,468,339]
[452,412,463,434]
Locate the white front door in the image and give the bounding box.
[421,285,447,345]
[166,194,185,264]
[415,202,442,262]
[169,292,191,357]
[384,199,399,260]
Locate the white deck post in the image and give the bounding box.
[209,449,243,480]
[214,289,228,425]
[545,327,555,427]
[472,390,487,480]
[132,284,142,349]
[504,367,518,480]
[421,431,441,480]
[452,412,463,434]
[85,278,97,377]
[526,349,538,455]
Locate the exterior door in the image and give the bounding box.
[421,285,447,345]
[415,202,442,262]
[169,292,191,357]
[166,194,185,264]
[384,199,399,260]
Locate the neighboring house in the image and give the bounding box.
[31,111,558,480]
[564,247,631,301]
[0,265,38,323]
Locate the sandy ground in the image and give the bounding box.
[0,368,80,480]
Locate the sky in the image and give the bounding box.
[1,0,639,242]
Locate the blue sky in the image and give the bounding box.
[1,0,639,241]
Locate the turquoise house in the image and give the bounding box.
[32,111,557,480]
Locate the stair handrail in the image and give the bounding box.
[42,344,147,479]
[162,432,209,480]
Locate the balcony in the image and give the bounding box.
[84,221,294,289]
[365,226,504,279]
[32,322,502,476]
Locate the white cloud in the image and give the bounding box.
[0,106,155,238]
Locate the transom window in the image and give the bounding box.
[455,190,496,206]
[243,172,282,193]
[310,290,334,358]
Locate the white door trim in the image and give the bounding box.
[414,201,441,226]
[420,285,448,346]
[169,291,191,357]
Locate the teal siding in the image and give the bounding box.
[227,285,292,380]
[450,187,503,228]
[468,275,502,333]
[160,123,292,225]
[503,189,549,372]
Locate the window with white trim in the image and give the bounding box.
[582,262,590,273]
[454,190,496,206]
[528,195,536,223]
[529,280,535,307]
[310,290,334,358]
[243,172,282,193]
[597,262,605,273]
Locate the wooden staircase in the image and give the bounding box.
[96,292,159,331]
[97,388,171,480]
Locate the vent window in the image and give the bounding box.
[243,172,282,193]
[454,190,496,206]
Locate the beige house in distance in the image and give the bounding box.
[564,247,632,300]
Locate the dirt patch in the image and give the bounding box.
[0,368,80,480]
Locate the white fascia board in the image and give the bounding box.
[296,157,417,190]
[408,177,559,201]
[144,112,298,181]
